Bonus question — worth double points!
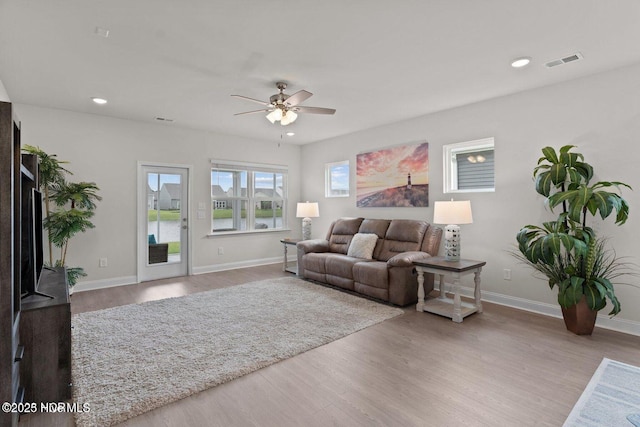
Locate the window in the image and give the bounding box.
[211,160,287,233]
[443,137,495,193]
[325,160,350,198]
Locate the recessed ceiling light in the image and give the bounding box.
[94,27,110,38]
[91,97,107,105]
[286,132,295,136]
[511,57,531,68]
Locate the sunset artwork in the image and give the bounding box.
[356,142,429,207]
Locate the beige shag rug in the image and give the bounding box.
[71,277,403,426]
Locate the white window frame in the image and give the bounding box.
[325,160,350,198]
[210,160,288,235]
[443,137,495,193]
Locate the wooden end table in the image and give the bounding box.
[280,239,301,274]
[413,257,486,323]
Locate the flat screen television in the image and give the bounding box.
[21,188,51,298]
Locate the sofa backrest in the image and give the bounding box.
[326,217,364,254]
[377,219,428,261]
[421,225,443,256]
[324,217,441,259]
[358,219,391,259]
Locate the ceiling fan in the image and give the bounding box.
[232,82,336,126]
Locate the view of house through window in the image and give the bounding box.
[211,161,287,233]
[147,172,182,262]
[443,137,495,193]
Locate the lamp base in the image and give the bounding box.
[302,217,312,240]
[443,224,461,261]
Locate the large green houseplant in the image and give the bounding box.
[516,145,632,334]
[22,145,101,287]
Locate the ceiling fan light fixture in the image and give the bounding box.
[234,82,335,124]
[280,110,297,126]
[266,108,282,123]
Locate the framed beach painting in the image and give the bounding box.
[356,142,429,207]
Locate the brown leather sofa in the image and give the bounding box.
[296,218,442,306]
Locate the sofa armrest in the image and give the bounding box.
[387,251,432,268]
[296,239,330,254]
[296,239,330,279]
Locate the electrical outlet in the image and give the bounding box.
[99,257,108,268]
[218,247,224,255]
[503,268,511,280]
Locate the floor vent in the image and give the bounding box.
[545,52,583,68]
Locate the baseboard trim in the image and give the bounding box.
[74,258,282,293]
[435,284,640,337]
[192,257,281,275]
[73,275,138,293]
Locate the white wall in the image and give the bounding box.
[0,79,10,102]
[301,63,640,331]
[15,104,302,288]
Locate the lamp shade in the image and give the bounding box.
[296,202,319,218]
[266,108,283,124]
[433,200,473,224]
[280,110,298,126]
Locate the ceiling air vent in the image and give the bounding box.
[155,117,174,122]
[545,52,583,68]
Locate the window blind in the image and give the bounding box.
[210,159,287,174]
[456,150,495,190]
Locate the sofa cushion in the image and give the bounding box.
[378,219,428,261]
[328,218,364,254]
[347,233,378,259]
[358,219,391,259]
[325,254,363,279]
[353,261,389,290]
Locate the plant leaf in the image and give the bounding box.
[549,163,567,185]
[541,146,559,164]
[535,172,553,196]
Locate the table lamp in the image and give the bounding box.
[433,200,473,261]
[296,201,319,240]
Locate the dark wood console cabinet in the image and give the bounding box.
[20,268,71,404]
[0,101,23,427]
[1,102,72,426]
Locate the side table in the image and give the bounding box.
[280,239,301,274]
[413,257,486,323]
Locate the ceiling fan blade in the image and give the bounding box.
[231,94,271,106]
[284,90,312,107]
[234,109,272,116]
[292,106,336,115]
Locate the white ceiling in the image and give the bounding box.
[1,1,640,145]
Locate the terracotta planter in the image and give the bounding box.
[561,295,597,335]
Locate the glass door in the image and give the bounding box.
[138,164,189,282]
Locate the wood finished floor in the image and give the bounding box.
[20,263,640,427]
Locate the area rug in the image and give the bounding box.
[71,277,403,426]
[564,358,640,426]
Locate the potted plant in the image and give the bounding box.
[22,145,101,288]
[515,145,632,335]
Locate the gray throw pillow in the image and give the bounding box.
[347,233,378,259]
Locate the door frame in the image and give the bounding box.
[136,161,194,283]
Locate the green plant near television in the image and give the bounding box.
[515,145,633,335]
[22,145,101,288]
